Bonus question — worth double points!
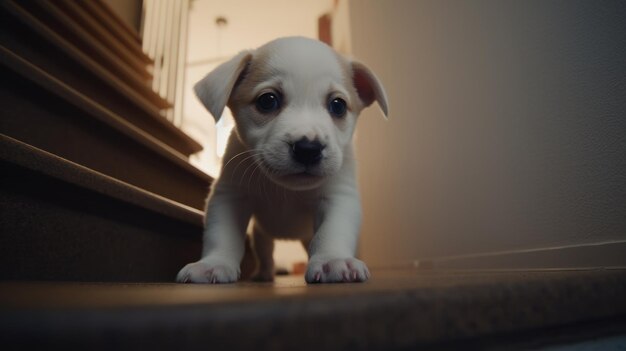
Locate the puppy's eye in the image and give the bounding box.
[328,97,347,118]
[256,92,280,113]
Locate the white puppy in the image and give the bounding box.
[176,37,388,284]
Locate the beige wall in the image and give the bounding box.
[350,0,626,267]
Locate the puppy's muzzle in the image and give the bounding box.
[291,138,325,166]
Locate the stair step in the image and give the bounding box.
[2,0,169,110]
[0,1,188,146]
[0,134,203,282]
[88,0,145,52]
[23,0,152,93]
[0,46,211,209]
[47,0,152,81]
[0,269,624,350]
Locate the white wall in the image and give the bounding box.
[350,0,626,267]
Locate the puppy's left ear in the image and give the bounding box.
[351,61,389,118]
[194,50,253,122]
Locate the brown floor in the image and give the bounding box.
[1,268,625,350]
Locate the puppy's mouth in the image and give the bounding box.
[277,170,326,190]
[257,157,327,190]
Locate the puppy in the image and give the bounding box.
[176,37,388,284]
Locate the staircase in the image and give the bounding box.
[0,0,208,282]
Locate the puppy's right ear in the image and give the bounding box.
[194,50,253,122]
[351,61,389,119]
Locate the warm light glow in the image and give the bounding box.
[215,110,234,159]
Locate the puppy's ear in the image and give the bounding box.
[194,50,253,122]
[351,61,389,118]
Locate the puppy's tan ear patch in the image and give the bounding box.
[351,61,389,118]
[194,50,253,122]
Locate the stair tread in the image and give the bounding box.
[1,45,208,182]
[2,0,203,156]
[1,134,203,227]
[3,0,171,112]
[90,0,144,50]
[49,0,151,80]
[32,0,152,88]
[0,269,624,350]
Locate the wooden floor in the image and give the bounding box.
[1,268,625,350]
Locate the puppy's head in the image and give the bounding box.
[195,37,388,190]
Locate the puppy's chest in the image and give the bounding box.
[249,191,320,239]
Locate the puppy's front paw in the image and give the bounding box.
[305,256,370,284]
[176,259,239,284]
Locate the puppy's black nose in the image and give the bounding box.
[291,138,325,166]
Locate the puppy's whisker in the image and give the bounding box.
[224,151,262,183]
[223,149,262,169]
[240,155,262,189]
[231,153,262,183]
[247,160,262,191]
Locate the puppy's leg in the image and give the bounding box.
[305,194,370,284]
[251,225,275,282]
[176,186,251,284]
